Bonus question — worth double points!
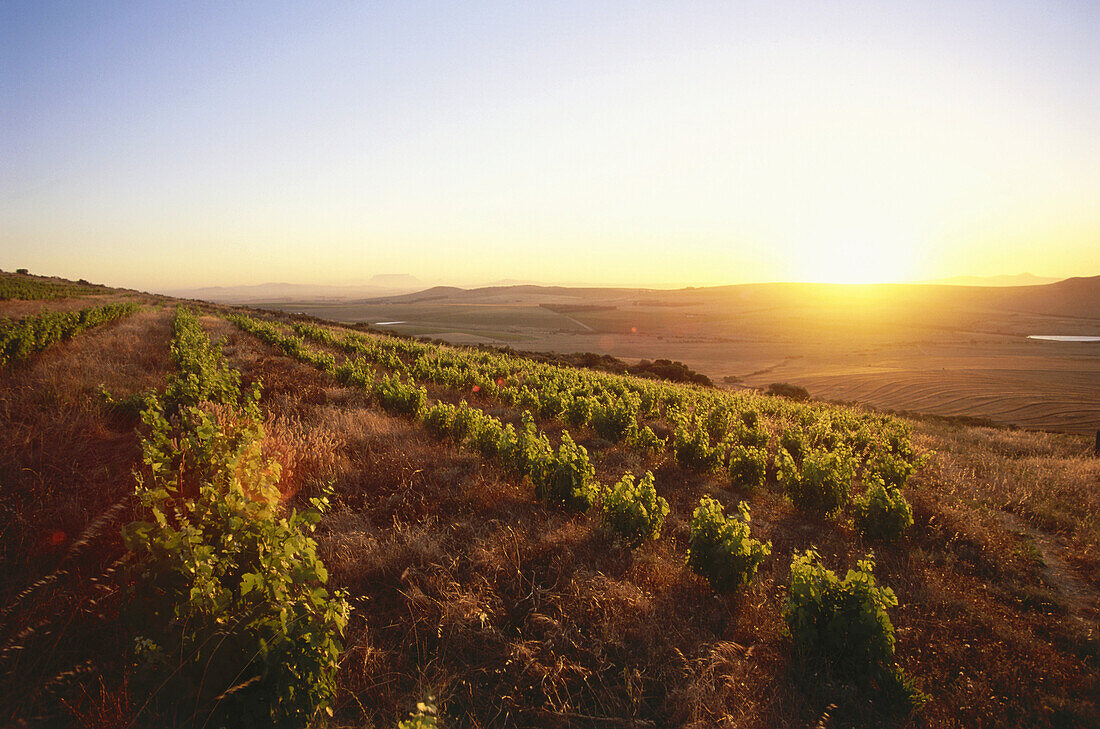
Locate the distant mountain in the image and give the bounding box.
[368,273,422,288]
[164,280,423,303]
[921,273,1062,287]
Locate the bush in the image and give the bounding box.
[866,448,915,489]
[783,549,922,706]
[398,699,439,728]
[471,417,508,459]
[375,374,427,418]
[599,471,669,547]
[727,444,767,490]
[122,318,349,727]
[703,406,733,441]
[627,423,665,455]
[501,411,553,479]
[767,382,810,401]
[592,394,639,442]
[686,497,771,592]
[779,447,854,517]
[564,394,595,428]
[732,418,770,449]
[423,401,456,440]
[779,426,808,464]
[852,477,913,543]
[538,431,600,511]
[673,414,723,472]
[450,400,479,442]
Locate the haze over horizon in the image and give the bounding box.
[3,1,1098,291]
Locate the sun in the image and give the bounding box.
[796,232,916,285]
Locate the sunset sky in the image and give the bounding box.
[2,1,1097,290]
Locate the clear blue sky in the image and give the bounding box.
[2,1,1097,289]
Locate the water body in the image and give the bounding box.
[1027,335,1100,342]
[374,321,405,325]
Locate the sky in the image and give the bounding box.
[1,1,1097,291]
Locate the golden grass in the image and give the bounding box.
[1,304,1097,727]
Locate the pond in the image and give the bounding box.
[1027,335,1100,342]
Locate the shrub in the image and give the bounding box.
[471,417,508,459]
[398,699,439,728]
[538,431,600,510]
[165,308,243,411]
[727,444,767,490]
[732,418,770,449]
[766,382,810,401]
[122,318,349,727]
[450,400,479,443]
[779,426,808,464]
[599,471,669,547]
[852,477,913,543]
[423,402,456,440]
[703,406,733,441]
[673,414,723,472]
[501,412,553,478]
[783,550,922,706]
[375,374,427,418]
[592,394,639,442]
[564,394,595,428]
[627,423,665,455]
[866,448,915,489]
[780,447,854,517]
[686,497,771,592]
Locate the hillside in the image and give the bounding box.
[251,277,1100,434]
[0,272,1097,727]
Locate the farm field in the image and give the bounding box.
[252,277,1100,434]
[0,273,1097,728]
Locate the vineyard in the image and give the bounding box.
[0,281,1096,728]
[0,271,103,301]
[0,303,139,367]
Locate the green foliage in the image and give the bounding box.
[165,308,244,412]
[779,426,808,463]
[592,394,639,441]
[599,471,668,547]
[228,314,926,519]
[673,413,723,472]
[501,411,553,479]
[471,416,508,459]
[537,431,600,511]
[686,497,771,592]
[703,405,733,441]
[423,401,457,440]
[121,311,349,728]
[564,393,595,428]
[0,302,138,366]
[852,477,913,543]
[783,550,923,706]
[397,698,439,728]
[0,271,99,300]
[627,423,666,455]
[375,374,427,418]
[731,417,770,449]
[779,446,855,517]
[866,448,915,489]
[727,444,767,490]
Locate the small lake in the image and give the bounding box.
[1027,335,1100,342]
[374,321,405,325]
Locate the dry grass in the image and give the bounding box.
[212,316,1098,728]
[1,305,1097,727]
[0,307,173,724]
[0,292,150,320]
[0,307,173,598]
